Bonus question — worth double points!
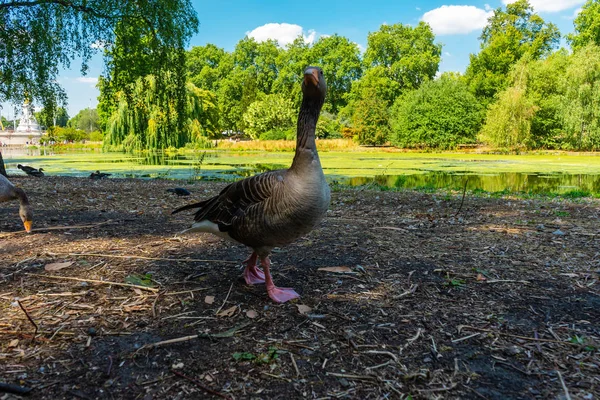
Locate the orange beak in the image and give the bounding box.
[304,68,319,87]
[23,220,32,233]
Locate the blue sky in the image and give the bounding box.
[2,0,585,120]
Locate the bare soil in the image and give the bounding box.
[1,176,599,399]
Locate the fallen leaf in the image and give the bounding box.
[45,261,74,272]
[8,339,18,347]
[476,274,487,281]
[205,295,215,305]
[317,266,354,274]
[296,304,312,315]
[217,305,237,317]
[246,309,258,319]
[133,288,143,296]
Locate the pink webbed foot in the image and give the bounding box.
[261,256,300,303]
[243,264,265,285]
[242,252,265,285]
[267,286,300,303]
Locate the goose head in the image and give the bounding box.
[19,203,33,233]
[302,66,327,102]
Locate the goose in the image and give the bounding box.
[90,170,111,180]
[17,164,36,173]
[27,168,44,177]
[18,164,44,177]
[0,174,33,232]
[167,188,191,196]
[173,66,330,303]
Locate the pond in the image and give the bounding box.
[3,147,600,195]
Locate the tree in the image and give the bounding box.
[243,94,296,140]
[351,88,391,146]
[465,0,560,101]
[272,37,312,108]
[103,77,219,151]
[309,35,362,113]
[559,44,600,150]
[479,61,538,150]
[342,22,440,134]
[363,22,442,93]
[525,50,570,148]
[217,67,258,133]
[390,73,483,149]
[69,108,100,133]
[568,0,600,50]
[187,44,229,92]
[1,0,198,168]
[0,0,197,118]
[36,107,69,128]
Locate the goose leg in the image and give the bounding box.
[261,257,299,303]
[242,252,265,285]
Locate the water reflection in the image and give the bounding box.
[343,172,600,194]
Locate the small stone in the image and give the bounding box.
[339,378,350,388]
[423,357,432,363]
[87,327,97,336]
[536,224,545,231]
[504,345,521,356]
[553,229,565,236]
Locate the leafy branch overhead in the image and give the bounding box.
[0,0,199,121]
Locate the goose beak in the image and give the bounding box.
[304,68,319,87]
[23,220,32,233]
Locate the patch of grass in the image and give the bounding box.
[562,189,591,199]
[554,210,570,217]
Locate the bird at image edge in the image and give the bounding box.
[0,174,33,232]
[173,66,330,303]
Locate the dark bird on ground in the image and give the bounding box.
[167,188,191,196]
[89,171,111,180]
[173,66,330,303]
[18,164,44,177]
[0,174,33,232]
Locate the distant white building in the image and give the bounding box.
[0,101,44,146]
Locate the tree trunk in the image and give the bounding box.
[0,150,7,177]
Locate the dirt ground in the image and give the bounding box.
[0,176,599,400]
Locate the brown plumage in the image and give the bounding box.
[0,174,33,232]
[173,66,330,303]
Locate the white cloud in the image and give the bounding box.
[76,77,98,84]
[422,5,494,35]
[246,23,317,46]
[90,40,106,50]
[502,0,585,12]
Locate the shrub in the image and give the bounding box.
[391,73,483,149]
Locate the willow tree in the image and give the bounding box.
[104,77,219,151]
[0,0,198,167]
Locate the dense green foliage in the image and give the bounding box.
[69,108,100,133]
[0,0,198,124]
[243,94,296,140]
[391,74,483,149]
[103,76,218,151]
[465,0,560,102]
[8,0,599,153]
[560,44,600,150]
[568,0,600,49]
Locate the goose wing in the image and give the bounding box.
[172,170,285,233]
